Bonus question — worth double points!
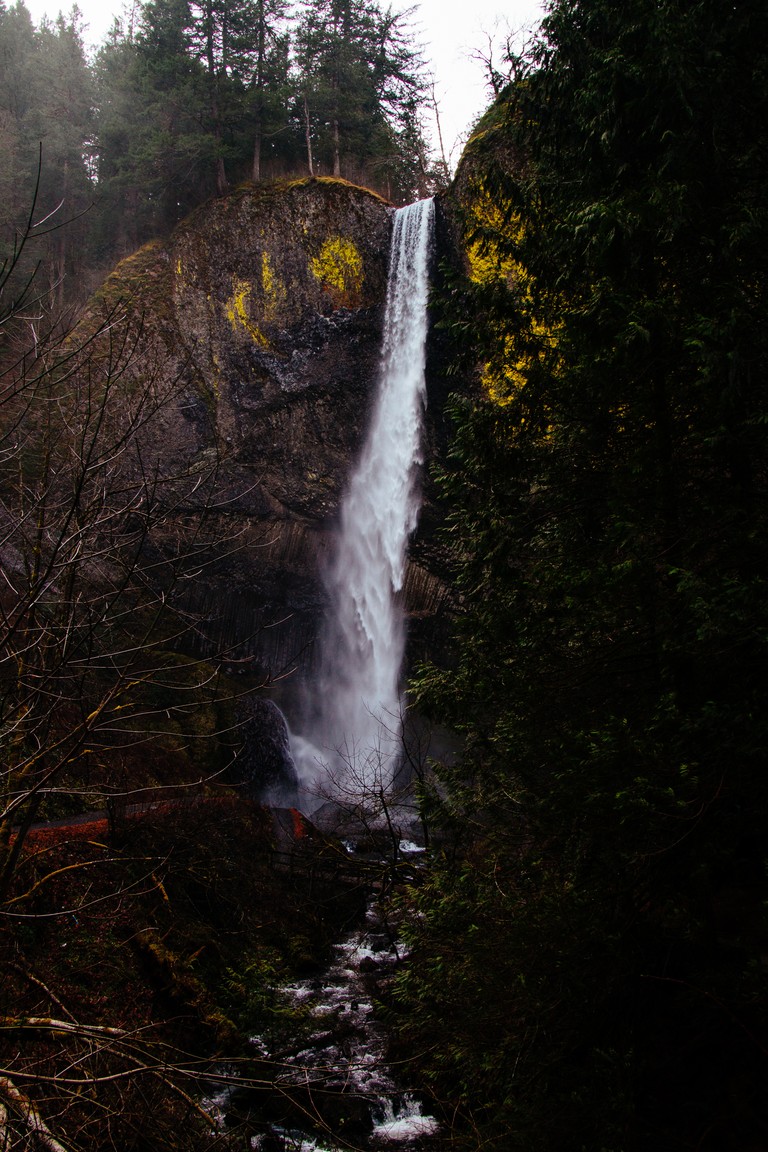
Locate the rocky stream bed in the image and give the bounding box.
[211,846,440,1152]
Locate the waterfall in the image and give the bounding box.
[292,197,435,803]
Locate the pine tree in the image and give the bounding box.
[0,3,94,308]
[0,0,38,236]
[92,18,145,258]
[33,11,96,307]
[187,0,249,194]
[247,0,291,182]
[97,0,214,241]
[294,0,427,199]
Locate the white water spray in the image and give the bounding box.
[293,198,435,799]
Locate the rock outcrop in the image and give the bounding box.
[228,697,299,805]
[82,177,451,700]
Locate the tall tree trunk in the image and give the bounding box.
[252,7,266,182]
[49,158,69,314]
[332,118,341,176]
[304,94,315,176]
[252,117,263,182]
[204,0,228,196]
[216,146,228,197]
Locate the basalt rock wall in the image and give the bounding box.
[83,178,452,687]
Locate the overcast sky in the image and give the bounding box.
[394,0,545,163]
[21,0,546,162]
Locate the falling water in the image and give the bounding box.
[292,198,435,801]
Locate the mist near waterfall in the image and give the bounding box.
[291,198,435,804]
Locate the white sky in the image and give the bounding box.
[21,0,546,162]
[402,0,545,164]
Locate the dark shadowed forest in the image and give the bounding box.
[396,1,768,1148]
[1,0,768,1149]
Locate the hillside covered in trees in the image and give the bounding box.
[0,0,438,311]
[395,0,768,1149]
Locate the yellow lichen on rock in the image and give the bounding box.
[464,182,558,406]
[225,276,268,346]
[310,236,363,306]
[261,252,276,299]
[211,350,222,396]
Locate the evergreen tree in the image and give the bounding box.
[94,0,215,244]
[95,0,298,247]
[0,0,38,236]
[399,1,768,1147]
[92,18,145,258]
[294,0,427,199]
[187,0,253,194]
[134,0,214,224]
[33,11,96,306]
[246,0,291,182]
[0,3,94,308]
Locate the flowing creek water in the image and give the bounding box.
[248,881,439,1151]
[208,849,441,1151]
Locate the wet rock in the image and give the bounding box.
[77,178,454,686]
[79,180,393,680]
[228,697,299,805]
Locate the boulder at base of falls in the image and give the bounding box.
[227,697,299,805]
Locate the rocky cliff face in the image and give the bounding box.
[84,177,450,694]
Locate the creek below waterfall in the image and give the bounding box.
[213,860,440,1152]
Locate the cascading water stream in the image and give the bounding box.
[292,198,435,802]
[204,200,440,1151]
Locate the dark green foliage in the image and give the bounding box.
[0,3,95,306]
[396,2,768,1148]
[244,0,294,183]
[94,0,220,251]
[0,0,432,293]
[294,0,428,199]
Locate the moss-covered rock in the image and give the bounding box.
[71,176,454,701]
[78,179,394,681]
[170,178,390,469]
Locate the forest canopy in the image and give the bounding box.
[0,0,437,308]
[395,0,768,1149]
